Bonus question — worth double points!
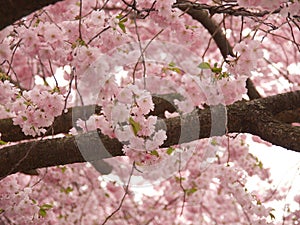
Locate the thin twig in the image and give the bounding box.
[178,152,186,216]
[101,161,136,224]
[132,14,146,87]
[78,0,83,40]
[132,28,164,85]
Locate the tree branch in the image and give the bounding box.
[172,1,282,18]
[174,0,234,59]
[246,78,261,100]
[1,91,300,178]
[0,97,176,143]
[0,0,64,30]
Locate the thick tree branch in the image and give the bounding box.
[274,108,300,123]
[1,91,300,178]
[174,0,234,59]
[0,132,123,179]
[0,0,63,30]
[0,97,176,143]
[172,1,282,18]
[246,78,261,100]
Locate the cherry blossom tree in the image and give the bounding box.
[0,0,300,224]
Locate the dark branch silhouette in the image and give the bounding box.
[1,91,300,178]
[0,0,64,30]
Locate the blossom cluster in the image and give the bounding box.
[180,72,248,107]
[226,39,264,77]
[12,87,64,136]
[0,80,20,119]
[74,81,167,164]
[0,80,64,137]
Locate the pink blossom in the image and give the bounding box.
[116,86,134,104]
[94,115,114,137]
[129,136,145,151]
[145,130,167,151]
[0,80,19,105]
[42,23,62,45]
[111,103,130,124]
[115,125,134,142]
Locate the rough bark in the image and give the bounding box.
[0,97,175,142]
[1,91,300,178]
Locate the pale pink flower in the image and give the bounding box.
[115,125,134,142]
[116,86,134,104]
[174,98,194,113]
[0,43,10,63]
[111,103,130,124]
[94,115,114,137]
[43,23,61,44]
[0,80,19,105]
[145,130,167,151]
[136,115,157,137]
[129,136,145,151]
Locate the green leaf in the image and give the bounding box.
[118,22,126,33]
[34,18,41,27]
[150,150,159,157]
[39,204,53,218]
[129,117,141,136]
[168,61,176,67]
[71,42,77,49]
[211,67,222,73]
[39,208,47,217]
[166,147,175,155]
[120,18,128,23]
[198,62,211,69]
[168,67,182,74]
[167,62,182,74]
[175,176,185,182]
[257,160,263,169]
[210,138,218,146]
[221,72,230,78]
[60,166,67,173]
[41,204,53,210]
[185,187,197,196]
[116,14,123,19]
[0,140,7,145]
[0,72,10,81]
[52,86,60,93]
[185,25,198,29]
[60,186,73,194]
[77,38,87,47]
